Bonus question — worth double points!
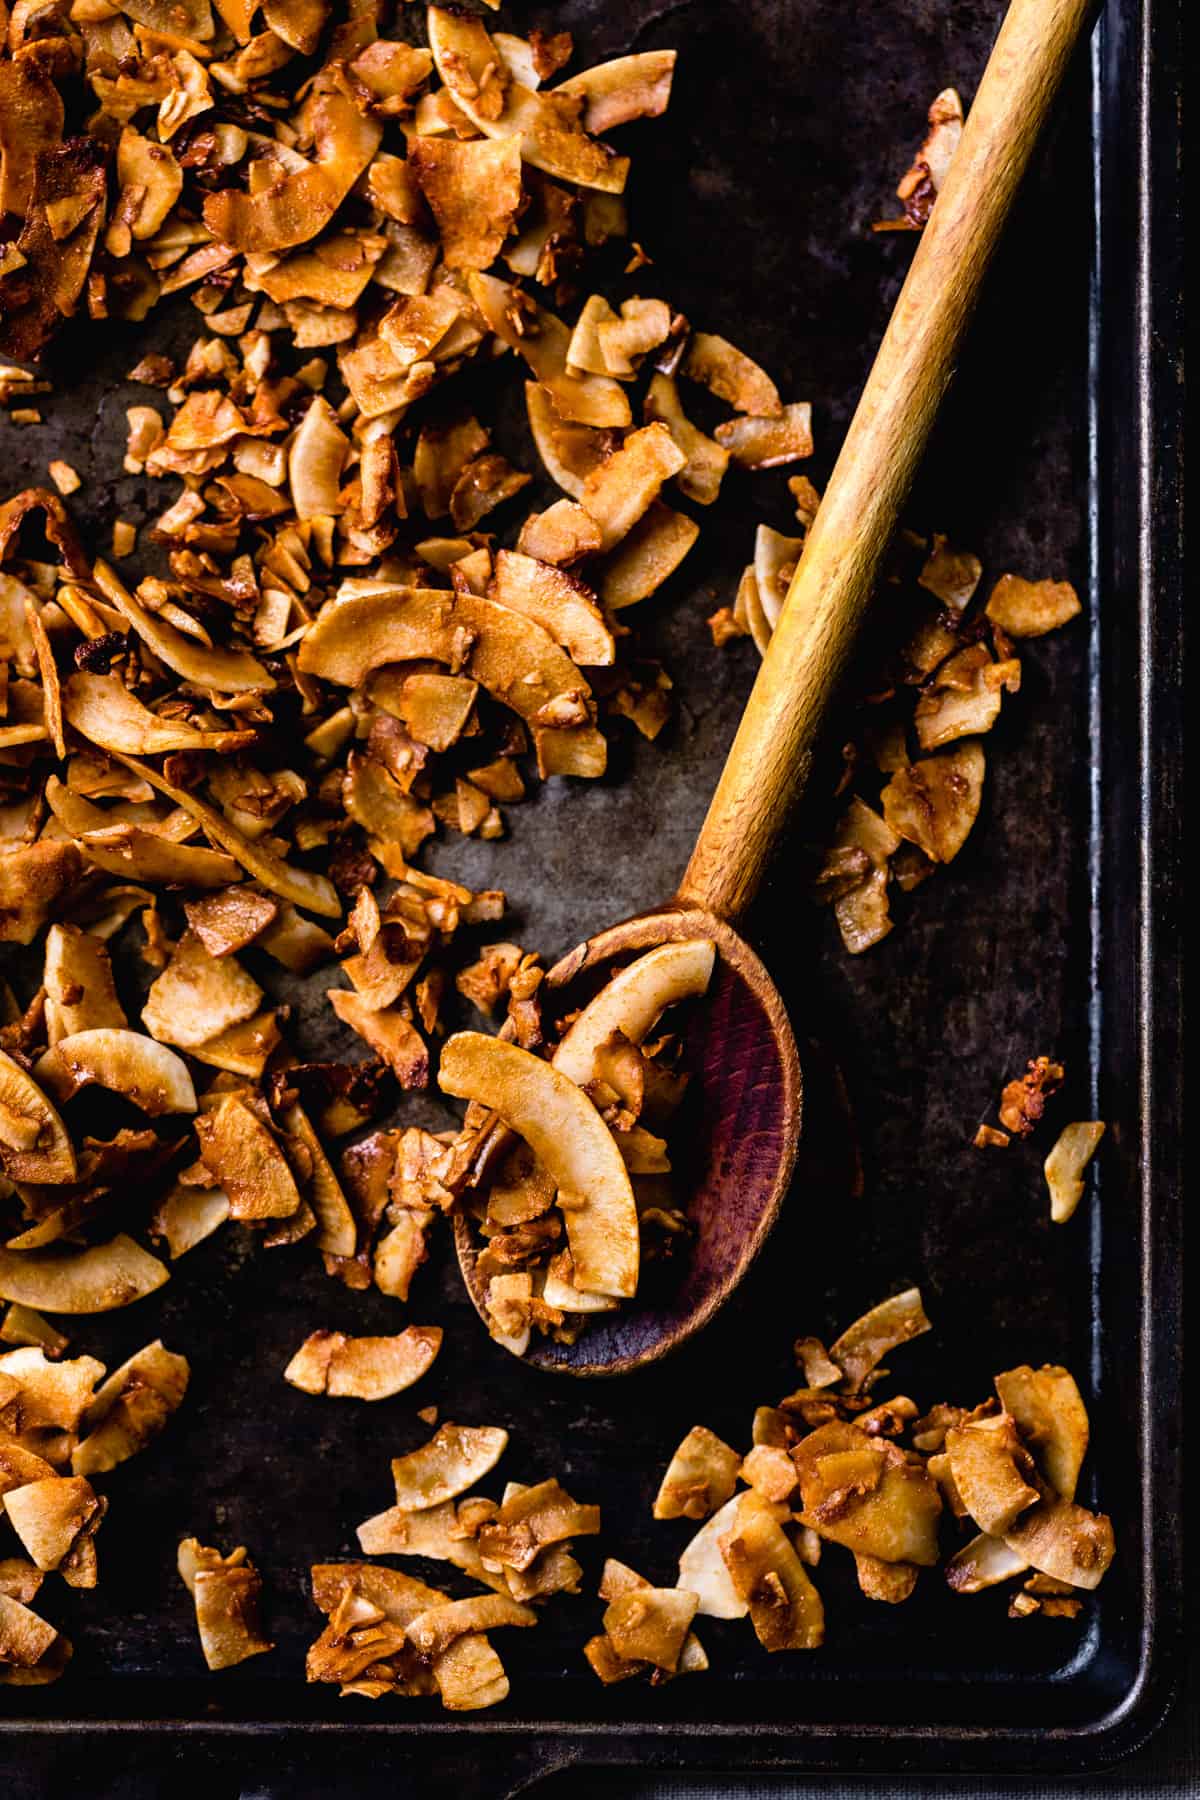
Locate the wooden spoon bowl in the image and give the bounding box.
[453,907,801,1376]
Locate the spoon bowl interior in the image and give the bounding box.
[453,906,802,1376]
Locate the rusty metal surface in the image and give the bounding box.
[0,0,1183,1783]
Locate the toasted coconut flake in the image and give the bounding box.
[719,1502,824,1651]
[22,595,65,759]
[42,926,126,1047]
[653,1426,741,1521]
[3,1475,100,1572]
[0,1584,59,1671]
[602,1585,696,1671]
[0,1622,72,1685]
[505,1540,583,1602]
[998,1055,1064,1136]
[793,1337,843,1388]
[829,1288,932,1391]
[328,989,429,1088]
[518,499,604,565]
[279,1102,356,1258]
[945,1414,1040,1535]
[491,550,613,665]
[993,1365,1090,1502]
[751,525,803,630]
[390,1422,508,1511]
[794,1422,942,1566]
[284,1327,442,1401]
[36,1030,197,1117]
[918,535,982,611]
[595,298,672,378]
[876,89,964,230]
[114,753,340,918]
[143,931,262,1051]
[555,50,676,134]
[478,1477,600,1571]
[375,670,478,754]
[599,502,699,611]
[356,1499,508,1593]
[583,1631,643,1684]
[0,1436,55,1500]
[184,889,279,959]
[469,275,631,429]
[179,1537,273,1670]
[913,644,1008,750]
[414,413,490,518]
[0,1235,168,1315]
[716,404,813,470]
[985,573,1081,638]
[73,824,243,892]
[1003,1493,1115,1591]
[428,8,628,195]
[643,373,729,506]
[0,1557,45,1606]
[880,742,985,865]
[566,293,618,376]
[71,1339,188,1476]
[374,1212,434,1303]
[0,489,89,580]
[554,940,714,1091]
[115,127,183,244]
[0,60,65,222]
[409,137,523,271]
[92,561,274,693]
[289,396,348,521]
[0,1049,76,1185]
[0,1348,103,1432]
[577,424,685,554]
[823,798,899,955]
[1044,1122,1105,1225]
[48,463,81,499]
[945,1531,1030,1595]
[260,0,327,53]
[524,383,614,496]
[676,1492,789,1620]
[450,453,532,532]
[149,1182,230,1263]
[1,1306,69,1359]
[405,1593,536,1658]
[204,92,382,254]
[258,905,337,974]
[740,1445,800,1506]
[682,333,782,416]
[431,1632,510,1711]
[0,843,84,947]
[343,751,435,862]
[440,1032,638,1299]
[194,1093,300,1221]
[855,1553,919,1604]
[540,1270,617,1315]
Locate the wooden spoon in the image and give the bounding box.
[455,0,1095,1375]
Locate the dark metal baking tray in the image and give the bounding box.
[0,0,1182,1786]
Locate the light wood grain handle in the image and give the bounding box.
[677,0,1093,924]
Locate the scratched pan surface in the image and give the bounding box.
[0,0,1181,1784]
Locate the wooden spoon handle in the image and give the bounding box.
[676,0,1093,924]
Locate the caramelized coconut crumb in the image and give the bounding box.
[997,1057,1065,1136]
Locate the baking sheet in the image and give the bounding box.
[1,0,1183,1780]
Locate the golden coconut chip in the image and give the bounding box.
[284,1327,442,1401]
